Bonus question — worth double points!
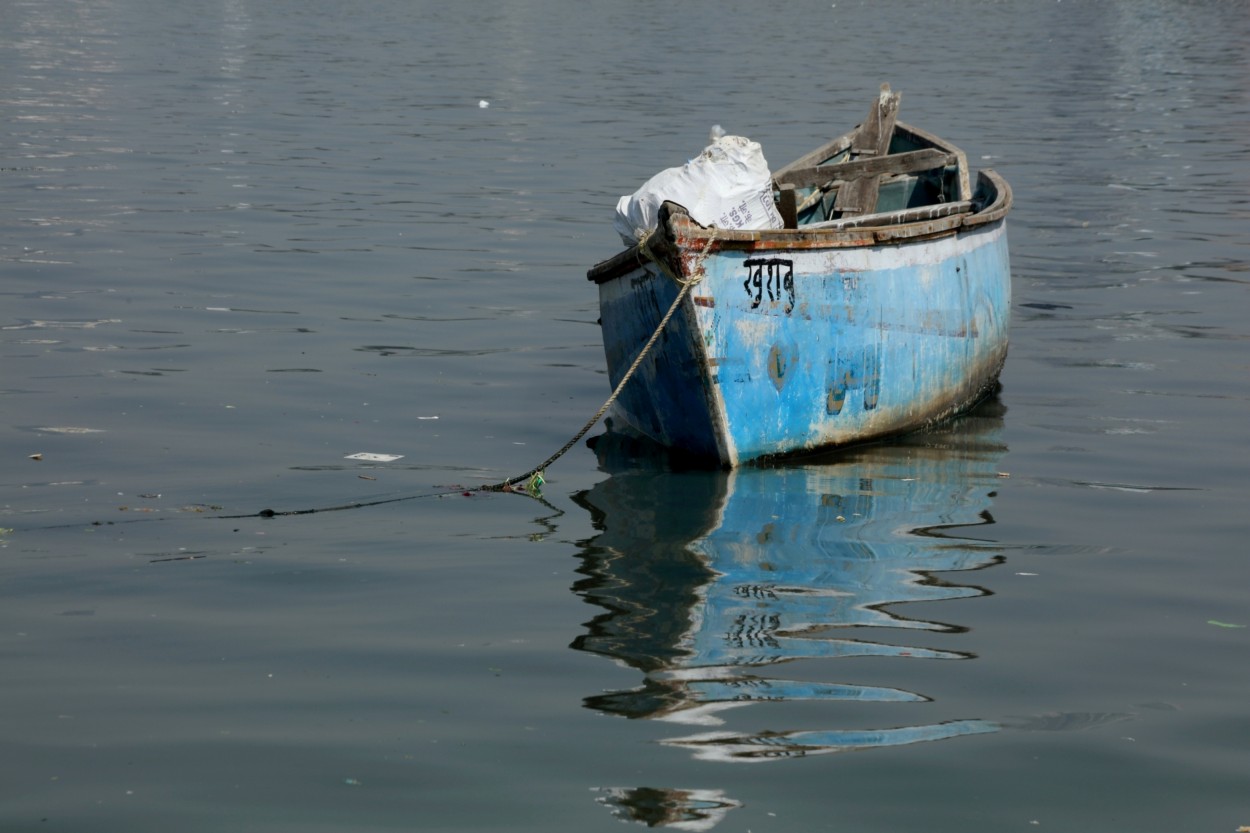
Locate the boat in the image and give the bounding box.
[586,85,1012,466]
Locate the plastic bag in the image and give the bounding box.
[613,132,783,246]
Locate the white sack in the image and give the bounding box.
[613,134,783,246]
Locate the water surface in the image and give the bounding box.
[3,1,1249,831]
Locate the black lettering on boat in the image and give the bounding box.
[743,258,795,313]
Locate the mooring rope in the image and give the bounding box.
[479,227,717,494]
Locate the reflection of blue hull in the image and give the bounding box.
[588,119,1012,466]
[573,408,1007,761]
[664,719,999,763]
[681,461,999,670]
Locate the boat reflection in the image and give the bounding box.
[572,401,1007,764]
[592,786,741,832]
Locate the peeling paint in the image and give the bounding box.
[595,216,1010,465]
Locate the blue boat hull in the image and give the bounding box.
[594,215,1011,465]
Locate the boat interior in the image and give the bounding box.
[588,85,1012,285]
[770,84,976,229]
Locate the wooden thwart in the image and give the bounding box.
[777,148,956,192]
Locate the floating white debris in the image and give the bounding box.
[37,426,104,434]
[417,416,439,420]
[478,100,490,109]
[345,452,403,462]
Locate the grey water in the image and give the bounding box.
[2,0,1248,830]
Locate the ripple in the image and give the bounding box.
[3,318,122,330]
[355,344,510,358]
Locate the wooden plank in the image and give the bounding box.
[832,169,887,216]
[893,121,971,200]
[851,84,900,156]
[777,148,956,191]
[777,183,798,229]
[833,84,901,217]
[771,127,857,182]
[805,200,973,231]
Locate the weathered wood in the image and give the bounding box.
[773,120,962,186]
[961,169,1012,227]
[851,83,900,156]
[588,94,1004,289]
[771,128,857,182]
[834,84,901,217]
[777,148,956,191]
[777,183,798,229]
[805,199,973,231]
[893,121,971,201]
[587,202,689,284]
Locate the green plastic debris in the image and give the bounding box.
[1208,620,1246,629]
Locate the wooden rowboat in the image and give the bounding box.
[587,86,1012,466]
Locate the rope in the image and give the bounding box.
[480,227,717,494]
[10,231,715,529]
[17,487,475,533]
